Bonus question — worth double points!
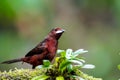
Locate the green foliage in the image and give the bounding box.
[43,60,51,67]
[33,49,100,80]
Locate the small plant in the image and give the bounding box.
[32,49,96,80]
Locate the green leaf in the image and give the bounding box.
[56,76,64,80]
[66,49,73,59]
[61,51,66,57]
[55,57,60,62]
[43,60,50,67]
[32,75,49,80]
[67,64,73,73]
[66,49,73,55]
[57,49,66,57]
[57,49,65,54]
[74,58,85,63]
[73,49,88,57]
[59,60,71,73]
[69,60,83,66]
[82,64,95,69]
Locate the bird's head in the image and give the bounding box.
[49,27,65,40]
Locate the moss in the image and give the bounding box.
[0,68,45,80]
[76,70,102,80]
[0,68,102,80]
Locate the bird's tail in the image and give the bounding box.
[1,58,22,64]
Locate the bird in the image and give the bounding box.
[1,27,65,69]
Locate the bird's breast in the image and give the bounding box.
[47,39,58,54]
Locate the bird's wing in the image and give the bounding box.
[25,42,48,57]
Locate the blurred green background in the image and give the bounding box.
[0,0,120,79]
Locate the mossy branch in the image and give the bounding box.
[0,68,102,80]
[0,68,43,80]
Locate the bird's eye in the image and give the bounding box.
[55,29,58,31]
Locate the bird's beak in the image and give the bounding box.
[56,29,65,34]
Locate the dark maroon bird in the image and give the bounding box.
[1,27,65,69]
